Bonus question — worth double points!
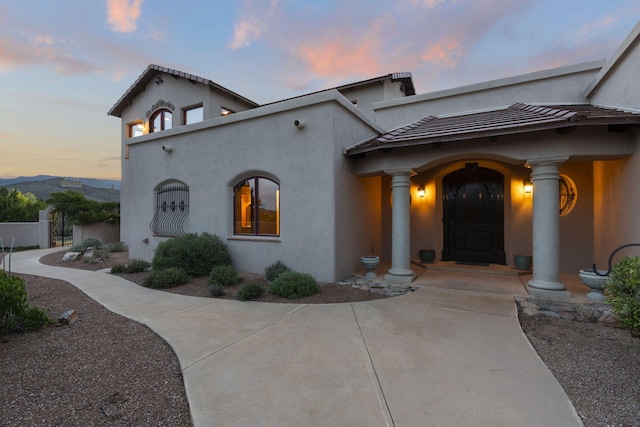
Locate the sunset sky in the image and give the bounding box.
[1,0,639,180]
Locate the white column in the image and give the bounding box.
[527,158,567,292]
[384,169,416,284]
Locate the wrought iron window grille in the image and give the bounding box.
[151,184,189,236]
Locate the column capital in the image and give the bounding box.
[526,157,569,167]
[384,168,416,177]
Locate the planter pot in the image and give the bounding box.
[361,256,380,278]
[578,269,609,301]
[419,249,436,263]
[514,254,532,270]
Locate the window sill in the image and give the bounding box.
[227,236,281,243]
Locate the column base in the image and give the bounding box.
[528,278,566,291]
[527,279,571,298]
[384,269,416,284]
[526,285,572,299]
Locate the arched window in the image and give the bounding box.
[150,182,189,236]
[234,177,279,236]
[150,109,172,133]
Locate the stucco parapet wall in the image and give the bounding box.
[586,21,640,97]
[372,60,606,112]
[125,89,385,146]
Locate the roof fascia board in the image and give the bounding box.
[373,60,605,112]
[585,21,640,97]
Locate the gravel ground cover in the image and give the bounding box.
[1,250,638,426]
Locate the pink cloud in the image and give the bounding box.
[107,0,144,33]
[420,37,464,68]
[229,17,265,49]
[228,0,284,50]
[0,37,98,75]
[296,36,383,77]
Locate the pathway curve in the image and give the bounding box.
[8,248,582,426]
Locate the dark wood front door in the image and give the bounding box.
[442,165,505,264]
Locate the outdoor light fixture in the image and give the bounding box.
[524,178,533,194]
[418,185,426,198]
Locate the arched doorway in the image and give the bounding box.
[442,163,505,264]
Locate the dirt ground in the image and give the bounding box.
[2,249,639,426]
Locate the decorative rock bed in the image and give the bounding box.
[516,296,619,327]
[337,277,420,297]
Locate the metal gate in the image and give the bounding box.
[50,210,73,247]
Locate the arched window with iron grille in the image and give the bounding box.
[150,182,189,236]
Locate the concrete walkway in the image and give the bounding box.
[8,248,582,426]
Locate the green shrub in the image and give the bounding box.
[0,271,52,336]
[237,283,265,301]
[265,260,291,281]
[208,284,226,297]
[152,233,231,277]
[110,263,128,274]
[606,256,640,335]
[208,265,240,287]
[105,241,127,252]
[126,259,151,273]
[143,268,189,289]
[269,271,319,299]
[71,237,104,253]
[111,259,150,274]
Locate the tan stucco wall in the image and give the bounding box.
[73,223,121,247]
[374,62,603,129]
[593,146,640,267]
[589,23,640,112]
[558,162,594,273]
[121,90,381,282]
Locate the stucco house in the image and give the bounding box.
[109,21,640,295]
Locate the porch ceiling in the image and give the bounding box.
[344,103,640,156]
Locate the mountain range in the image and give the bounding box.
[0,175,121,190]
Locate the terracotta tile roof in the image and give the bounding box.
[345,103,640,156]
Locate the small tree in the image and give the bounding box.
[47,190,119,225]
[0,188,46,222]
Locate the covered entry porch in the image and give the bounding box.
[346,103,640,295]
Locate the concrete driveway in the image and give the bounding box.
[8,249,582,426]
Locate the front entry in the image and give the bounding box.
[442,164,505,264]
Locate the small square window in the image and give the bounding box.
[184,105,203,125]
[129,122,144,138]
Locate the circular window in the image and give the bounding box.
[559,174,577,216]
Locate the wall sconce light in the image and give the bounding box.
[524,178,533,194]
[417,185,426,198]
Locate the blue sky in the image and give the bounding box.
[1,0,639,180]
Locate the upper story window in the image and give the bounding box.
[221,107,234,116]
[150,109,172,133]
[234,177,279,236]
[129,122,144,138]
[184,105,203,125]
